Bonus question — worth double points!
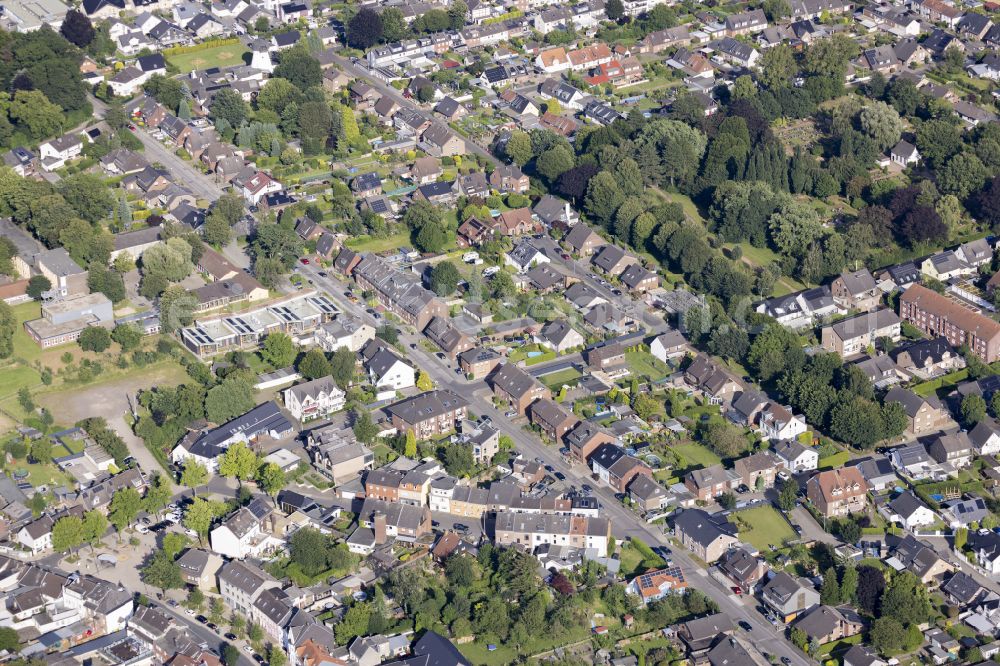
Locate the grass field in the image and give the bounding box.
[541,367,582,390]
[671,442,721,469]
[624,350,671,381]
[167,43,249,72]
[818,451,851,470]
[732,505,797,551]
[345,232,412,254]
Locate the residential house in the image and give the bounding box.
[352,254,449,330]
[282,377,346,423]
[831,269,880,312]
[885,490,937,530]
[505,240,550,273]
[927,431,974,469]
[209,498,281,560]
[900,284,1000,362]
[685,464,738,501]
[733,452,780,490]
[362,339,416,393]
[564,224,606,257]
[38,133,83,171]
[489,363,551,415]
[940,496,989,529]
[564,420,616,461]
[892,337,965,380]
[821,308,901,358]
[650,329,686,362]
[458,347,502,379]
[589,443,653,493]
[891,140,920,166]
[625,566,688,604]
[890,442,938,480]
[385,390,469,438]
[719,547,768,593]
[761,571,820,623]
[528,399,579,442]
[176,549,223,590]
[806,468,869,518]
[628,475,669,513]
[533,194,579,228]
[620,264,658,293]
[423,316,474,360]
[849,456,898,492]
[672,509,738,563]
[306,425,374,485]
[725,8,767,35]
[793,606,863,645]
[494,512,611,553]
[714,37,760,67]
[884,386,951,434]
[970,419,1000,456]
[489,164,529,193]
[684,356,740,404]
[538,320,584,353]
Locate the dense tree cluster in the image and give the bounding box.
[0,27,90,147]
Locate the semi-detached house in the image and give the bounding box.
[352,254,448,330]
[385,390,469,438]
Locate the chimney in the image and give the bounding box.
[373,511,387,545]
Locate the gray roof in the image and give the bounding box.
[34,248,85,277]
[540,320,579,347]
[672,508,736,547]
[386,390,468,425]
[218,561,275,596]
[489,363,543,399]
[884,386,935,418]
[828,308,900,340]
[888,490,927,519]
[285,376,340,404]
[358,496,426,530]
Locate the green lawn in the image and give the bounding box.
[540,367,582,390]
[624,350,671,381]
[345,232,412,253]
[671,442,722,469]
[818,451,851,470]
[8,461,74,490]
[167,43,249,72]
[732,505,797,552]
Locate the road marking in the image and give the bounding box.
[695,569,708,577]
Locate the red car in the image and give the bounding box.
[300,258,310,264]
[731,586,742,595]
[127,123,137,131]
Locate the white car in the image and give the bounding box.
[186,609,196,616]
[185,528,198,538]
[165,513,181,524]
[136,525,149,534]
[483,266,500,277]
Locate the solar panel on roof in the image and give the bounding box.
[370,199,389,213]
